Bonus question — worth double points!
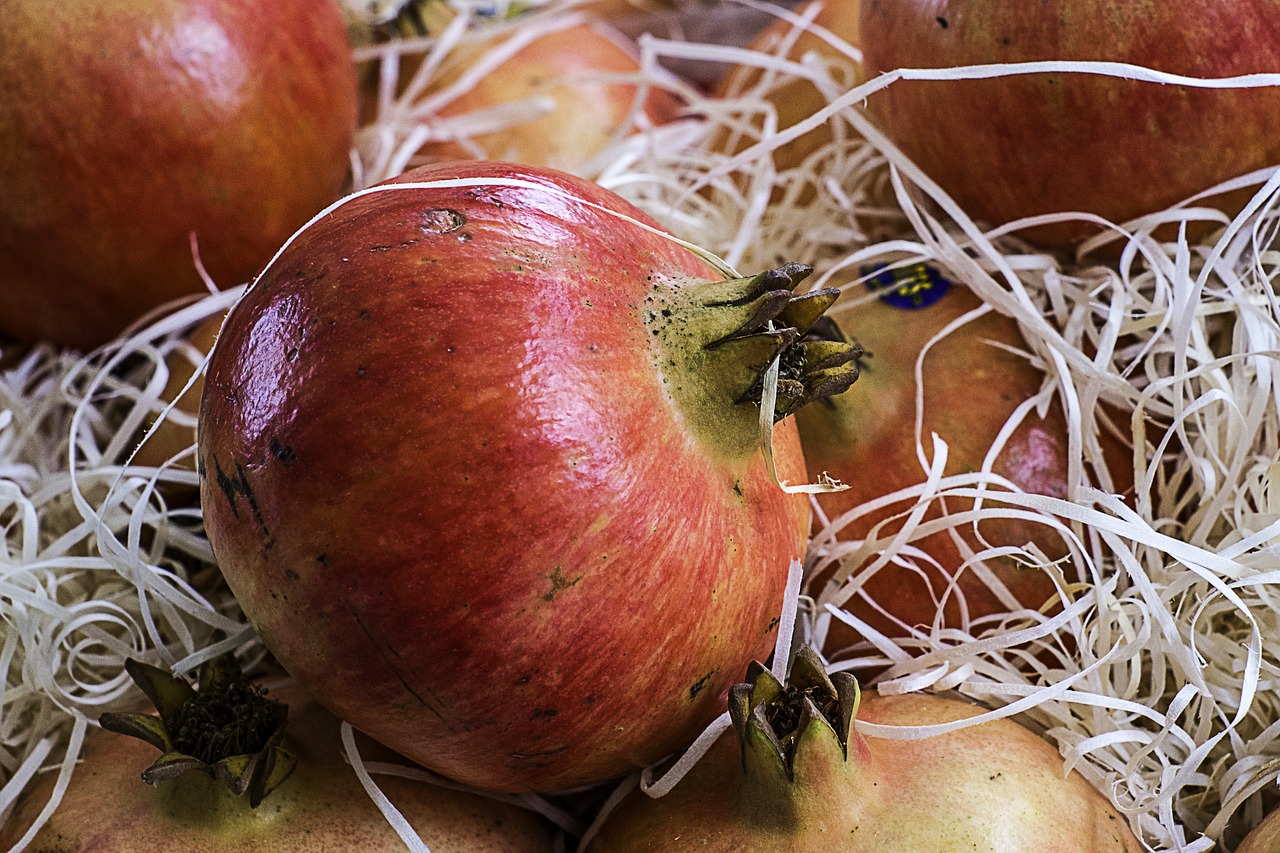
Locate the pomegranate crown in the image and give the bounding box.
[644,263,862,458]
[99,655,296,807]
[648,263,861,420]
[728,643,860,782]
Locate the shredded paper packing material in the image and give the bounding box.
[4,2,1280,850]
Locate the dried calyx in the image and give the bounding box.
[646,264,862,457]
[729,643,860,783]
[99,655,296,807]
[369,0,455,36]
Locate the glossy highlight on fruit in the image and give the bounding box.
[0,0,359,349]
[198,160,859,792]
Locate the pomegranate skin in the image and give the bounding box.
[418,20,681,171]
[585,691,1144,852]
[1238,808,1280,853]
[0,683,554,852]
[198,160,812,793]
[859,0,1280,249]
[0,0,358,349]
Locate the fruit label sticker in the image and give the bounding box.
[861,262,952,309]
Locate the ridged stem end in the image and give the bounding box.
[99,656,297,808]
[645,264,862,458]
[727,645,863,826]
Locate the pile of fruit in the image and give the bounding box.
[3,0,1280,850]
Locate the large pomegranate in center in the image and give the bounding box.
[198,160,859,792]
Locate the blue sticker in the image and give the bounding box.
[861,262,952,309]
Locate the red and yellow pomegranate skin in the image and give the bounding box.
[198,160,811,793]
[0,683,554,852]
[585,690,1144,852]
[0,0,358,349]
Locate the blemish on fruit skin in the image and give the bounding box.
[508,746,568,760]
[212,455,270,539]
[543,565,583,601]
[345,599,456,732]
[284,568,299,581]
[420,208,466,234]
[530,707,558,720]
[368,241,418,252]
[269,437,296,467]
[688,670,717,700]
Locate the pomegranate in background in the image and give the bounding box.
[368,17,680,173]
[1237,808,1280,853]
[796,264,1132,647]
[0,658,555,852]
[713,0,864,176]
[585,645,1144,851]
[859,0,1280,249]
[0,0,358,349]
[131,312,224,472]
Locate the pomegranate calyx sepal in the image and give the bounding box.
[98,655,298,808]
[728,644,861,786]
[646,264,862,458]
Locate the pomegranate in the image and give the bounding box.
[796,266,1132,646]
[713,0,864,177]
[708,0,902,238]
[1238,808,1280,853]
[858,0,1280,249]
[0,657,554,851]
[367,16,679,172]
[0,0,358,350]
[197,160,860,792]
[583,644,1144,851]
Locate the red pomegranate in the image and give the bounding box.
[198,159,859,792]
[797,266,1133,647]
[0,0,359,349]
